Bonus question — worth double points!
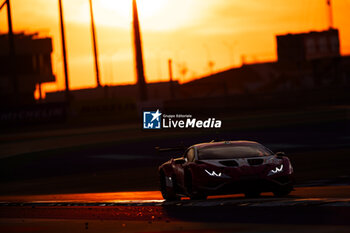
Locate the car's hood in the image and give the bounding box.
[200,155,282,168]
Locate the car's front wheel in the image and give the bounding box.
[160,171,179,201]
[185,170,207,200]
[244,191,261,198]
[273,185,293,197]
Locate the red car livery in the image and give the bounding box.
[159,141,294,200]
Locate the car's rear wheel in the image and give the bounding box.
[160,171,179,201]
[273,185,293,197]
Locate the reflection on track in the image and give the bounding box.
[1,186,350,207]
[1,186,350,227]
[1,198,350,207]
[0,191,163,204]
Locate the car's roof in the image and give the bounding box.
[193,140,261,150]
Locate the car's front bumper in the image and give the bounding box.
[196,174,294,195]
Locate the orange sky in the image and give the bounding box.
[0,0,349,95]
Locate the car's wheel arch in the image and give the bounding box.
[159,163,173,176]
[184,167,195,193]
[159,168,180,201]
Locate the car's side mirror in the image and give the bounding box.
[276,152,285,158]
[174,158,186,165]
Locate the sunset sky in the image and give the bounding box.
[0,0,349,95]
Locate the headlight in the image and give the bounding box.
[266,156,283,164]
[289,162,294,174]
[268,164,283,176]
[205,169,222,177]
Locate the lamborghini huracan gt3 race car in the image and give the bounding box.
[159,141,294,200]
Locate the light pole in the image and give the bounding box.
[89,0,101,88]
[223,41,237,68]
[168,59,175,99]
[58,0,70,102]
[327,0,334,29]
[203,44,214,75]
[132,0,148,101]
[1,0,18,104]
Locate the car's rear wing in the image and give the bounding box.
[155,146,186,153]
[155,139,225,153]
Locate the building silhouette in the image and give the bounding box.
[180,29,349,98]
[277,29,340,63]
[44,29,349,107]
[0,33,55,106]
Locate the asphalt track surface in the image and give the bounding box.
[1,185,350,233]
[0,111,349,232]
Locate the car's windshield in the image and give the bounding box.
[198,143,273,160]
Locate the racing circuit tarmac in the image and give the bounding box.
[1,185,350,233]
[1,110,349,232]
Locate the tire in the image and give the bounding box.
[244,191,261,198]
[185,170,207,200]
[160,172,179,201]
[273,186,293,197]
[190,193,207,200]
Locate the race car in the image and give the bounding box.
[158,140,294,200]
